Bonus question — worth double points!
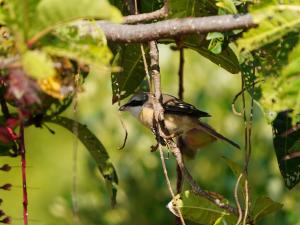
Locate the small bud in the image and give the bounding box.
[0,164,11,172]
[0,184,12,191]
[0,210,4,217]
[0,216,11,224]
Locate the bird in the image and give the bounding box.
[119,92,240,156]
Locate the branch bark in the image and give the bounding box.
[94,14,255,43]
[124,5,168,24]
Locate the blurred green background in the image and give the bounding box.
[1,45,300,225]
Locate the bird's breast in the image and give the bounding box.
[139,107,198,135]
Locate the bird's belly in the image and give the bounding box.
[164,114,197,135]
[139,108,197,135]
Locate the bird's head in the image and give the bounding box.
[119,92,149,118]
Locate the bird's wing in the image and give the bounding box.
[161,94,211,118]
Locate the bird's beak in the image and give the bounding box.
[119,104,127,111]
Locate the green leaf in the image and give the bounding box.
[0,144,15,156]
[207,32,224,54]
[252,196,283,223]
[46,116,118,205]
[222,156,243,178]
[216,0,238,14]
[272,111,300,189]
[43,24,112,68]
[22,50,56,79]
[179,35,240,73]
[31,0,122,37]
[109,0,163,15]
[240,33,299,121]
[282,41,300,78]
[0,6,8,24]
[110,44,149,103]
[237,1,300,52]
[168,0,218,18]
[168,190,237,225]
[259,76,300,122]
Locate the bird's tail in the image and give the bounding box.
[196,121,240,149]
[177,121,240,157]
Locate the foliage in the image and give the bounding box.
[272,111,300,189]
[46,116,118,205]
[1,0,300,225]
[0,0,121,212]
[168,191,236,225]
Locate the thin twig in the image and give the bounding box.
[243,79,255,225]
[243,179,249,225]
[118,117,128,150]
[168,141,238,215]
[241,75,249,225]
[234,173,243,225]
[178,48,184,100]
[0,95,10,119]
[158,146,175,196]
[158,145,186,225]
[19,123,28,225]
[231,79,262,117]
[124,5,168,24]
[175,44,184,225]
[72,75,80,225]
[140,44,152,90]
[240,73,255,225]
[283,151,300,160]
[148,40,186,225]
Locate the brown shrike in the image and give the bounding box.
[119,93,239,156]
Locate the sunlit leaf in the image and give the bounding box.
[31,0,122,37]
[272,111,300,189]
[282,41,300,78]
[251,196,283,223]
[47,116,118,205]
[168,0,217,18]
[6,0,41,37]
[240,34,299,121]
[111,44,149,103]
[168,190,237,225]
[207,32,224,54]
[22,50,56,79]
[237,1,300,52]
[180,35,240,73]
[0,6,7,24]
[216,0,238,14]
[43,24,112,68]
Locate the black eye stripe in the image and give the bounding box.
[127,100,143,106]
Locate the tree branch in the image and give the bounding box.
[149,40,186,225]
[94,14,255,43]
[124,5,168,24]
[168,141,238,215]
[148,39,238,218]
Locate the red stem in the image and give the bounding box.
[19,123,28,225]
